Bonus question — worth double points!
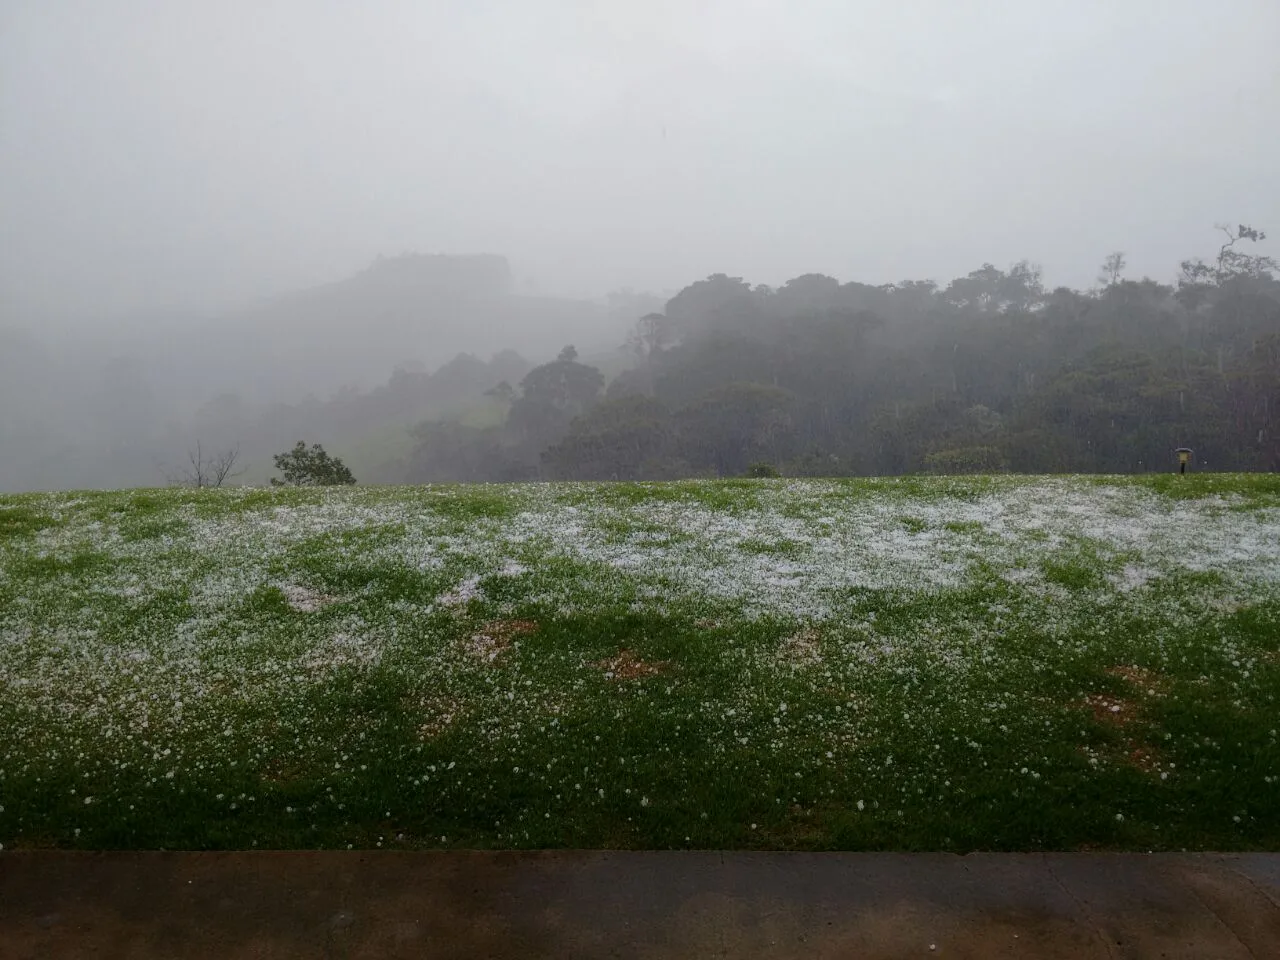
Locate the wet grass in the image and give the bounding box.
[0,476,1278,852]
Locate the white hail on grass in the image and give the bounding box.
[1,476,1278,833]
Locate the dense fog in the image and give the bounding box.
[2,2,1278,491]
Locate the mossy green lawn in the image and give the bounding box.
[1,475,1278,851]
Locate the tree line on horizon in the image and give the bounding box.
[4,226,1277,491]
[403,226,1280,481]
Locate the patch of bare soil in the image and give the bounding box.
[1106,664,1170,697]
[1078,682,1169,777]
[594,649,665,680]
[466,619,537,664]
[1082,693,1136,728]
[779,627,822,666]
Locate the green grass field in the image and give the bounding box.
[2,475,1278,852]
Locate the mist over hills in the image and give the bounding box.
[4,227,1279,495]
[193,253,613,401]
[0,253,627,492]
[111,253,618,407]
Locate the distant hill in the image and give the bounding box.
[139,253,621,408]
[0,253,631,492]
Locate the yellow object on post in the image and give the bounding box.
[1176,447,1193,474]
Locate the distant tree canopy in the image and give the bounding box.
[506,345,606,453]
[271,442,356,486]
[403,224,1280,483]
[9,227,1278,495]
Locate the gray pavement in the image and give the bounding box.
[2,851,1278,958]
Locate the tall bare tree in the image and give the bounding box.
[1098,251,1126,287]
[165,442,244,488]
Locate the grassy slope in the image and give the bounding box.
[1,475,1278,852]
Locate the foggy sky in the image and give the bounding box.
[3,0,1278,324]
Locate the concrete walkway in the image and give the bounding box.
[2,852,1278,958]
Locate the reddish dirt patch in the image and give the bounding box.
[779,628,822,665]
[1106,664,1170,696]
[594,649,665,680]
[1082,693,1135,728]
[1077,689,1168,776]
[467,619,537,664]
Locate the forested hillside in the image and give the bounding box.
[4,230,1277,491]
[0,254,623,492]
[406,229,1280,481]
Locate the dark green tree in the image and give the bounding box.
[542,395,676,480]
[403,421,529,483]
[506,346,605,455]
[271,442,356,486]
[676,382,796,476]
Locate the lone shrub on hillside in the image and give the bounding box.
[271,442,356,486]
[745,462,780,478]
